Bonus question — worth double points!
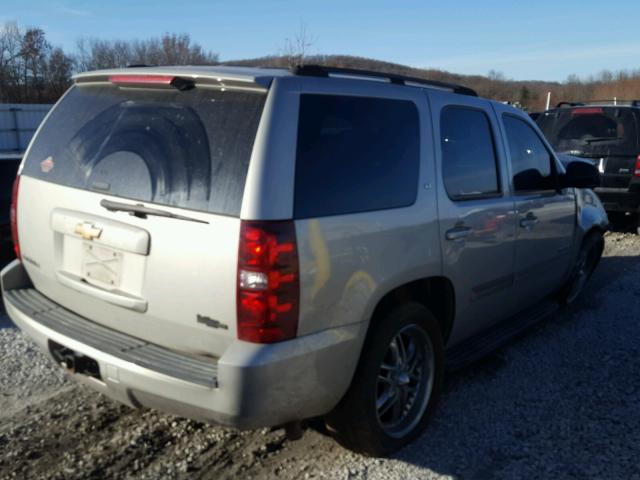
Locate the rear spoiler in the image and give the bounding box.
[73,69,272,93]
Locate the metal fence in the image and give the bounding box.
[0,104,52,155]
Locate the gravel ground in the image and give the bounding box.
[1,231,640,479]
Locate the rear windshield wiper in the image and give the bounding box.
[584,137,624,144]
[100,199,209,224]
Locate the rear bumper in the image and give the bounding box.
[1,260,363,429]
[594,187,640,212]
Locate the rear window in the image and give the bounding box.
[294,94,419,218]
[503,115,556,192]
[440,107,500,199]
[537,107,639,156]
[22,83,266,216]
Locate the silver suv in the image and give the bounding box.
[1,65,607,456]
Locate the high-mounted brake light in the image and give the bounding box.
[634,155,640,177]
[10,176,20,260]
[571,107,604,116]
[237,221,299,343]
[109,75,194,91]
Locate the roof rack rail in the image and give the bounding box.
[291,64,477,97]
[584,99,635,106]
[559,99,640,107]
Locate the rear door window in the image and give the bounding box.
[22,84,266,216]
[294,94,420,218]
[537,107,639,156]
[440,106,500,199]
[503,115,556,192]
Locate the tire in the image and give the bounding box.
[606,211,626,229]
[561,231,604,305]
[325,302,444,456]
[607,212,636,233]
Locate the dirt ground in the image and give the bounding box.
[1,230,640,479]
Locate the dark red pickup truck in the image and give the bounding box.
[0,154,21,262]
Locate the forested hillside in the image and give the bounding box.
[229,54,640,111]
[3,20,640,110]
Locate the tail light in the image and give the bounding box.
[634,155,640,177]
[109,75,194,91]
[237,221,299,343]
[10,176,20,260]
[571,107,604,116]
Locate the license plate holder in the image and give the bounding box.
[81,242,122,288]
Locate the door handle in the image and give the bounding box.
[519,213,539,229]
[445,225,472,241]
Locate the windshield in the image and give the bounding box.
[22,83,266,216]
[537,107,639,156]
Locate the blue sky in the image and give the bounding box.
[3,0,640,81]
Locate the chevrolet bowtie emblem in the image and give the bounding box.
[74,222,103,241]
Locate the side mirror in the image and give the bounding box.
[513,168,547,191]
[561,160,600,189]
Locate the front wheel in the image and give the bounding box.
[561,231,604,305]
[325,302,444,456]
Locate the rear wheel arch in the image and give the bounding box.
[326,301,445,455]
[582,226,605,254]
[366,277,456,345]
[561,227,604,304]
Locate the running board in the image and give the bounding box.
[445,301,559,371]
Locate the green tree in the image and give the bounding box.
[519,86,531,109]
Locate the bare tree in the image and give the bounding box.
[0,21,22,101]
[487,70,506,82]
[19,28,50,101]
[0,21,71,102]
[281,22,315,67]
[45,47,73,98]
[74,33,218,71]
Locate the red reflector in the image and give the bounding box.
[634,155,640,177]
[571,107,604,116]
[109,74,175,86]
[237,221,299,343]
[10,176,20,260]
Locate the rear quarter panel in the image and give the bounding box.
[269,78,442,337]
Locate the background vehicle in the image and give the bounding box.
[1,65,607,456]
[0,104,52,263]
[0,155,20,262]
[537,101,640,229]
[528,111,542,121]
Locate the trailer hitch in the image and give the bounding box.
[48,340,101,380]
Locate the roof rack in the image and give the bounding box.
[291,64,477,97]
[556,99,640,108]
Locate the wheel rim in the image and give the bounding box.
[375,324,435,439]
[566,242,598,304]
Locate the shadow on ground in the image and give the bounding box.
[0,314,13,329]
[1,251,639,479]
[0,252,13,325]
[388,253,640,478]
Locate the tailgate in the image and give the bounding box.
[16,79,266,357]
[600,155,637,189]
